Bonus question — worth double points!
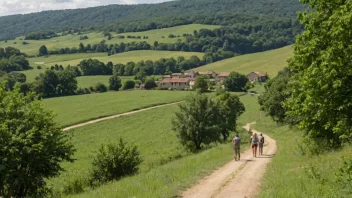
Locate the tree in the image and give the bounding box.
[123,80,135,90]
[0,84,75,197]
[144,77,157,90]
[216,92,245,141]
[223,72,248,92]
[95,82,107,93]
[39,45,48,56]
[172,92,220,151]
[258,68,294,123]
[109,75,122,91]
[284,0,352,147]
[89,138,141,186]
[193,75,209,92]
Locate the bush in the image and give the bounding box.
[37,66,42,69]
[89,86,95,92]
[144,77,157,90]
[95,83,107,93]
[84,88,91,94]
[76,87,85,95]
[109,75,122,91]
[123,80,135,90]
[89,138,142,186]
[63,176,86,195]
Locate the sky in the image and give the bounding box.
[0,0,173,16]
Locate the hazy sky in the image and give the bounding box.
[0,0,173,16]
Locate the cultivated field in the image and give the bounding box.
[0,24,219,56]
[42,90,191,127]
[195,45,293,77]
[48,94,257,197]
[23,50,203,82]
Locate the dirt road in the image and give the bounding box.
[62,102,181,131]
[182,124,277,198]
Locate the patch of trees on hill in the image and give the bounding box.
[0,47,30,72]
[0,0,306,40]
[24,31,57,40]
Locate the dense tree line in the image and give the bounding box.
[0,47,30,72]
[24,31,57,40]
[0,0,306,40]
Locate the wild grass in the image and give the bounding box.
[76,76,138,89]
[0,24,219,56]
[195,45,293,77]
[42,90,191,127]
[49,94,253,197]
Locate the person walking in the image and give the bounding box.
[232,134,241,161]
[250,132,259,157]
[258,133,265,155]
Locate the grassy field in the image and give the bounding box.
[48,94,255,197]
[255,118,352,198]
[195,45,293,77]
[42,90,191,127]
[0,24,219,56]
[23,50,204,82]
[76,76,135,89]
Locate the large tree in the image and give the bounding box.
[0,84,75,197]
[216,92,245,141]
[284,0,352,147]
[223,71,248,92]
[193,75,210,93]
[39,45,48,56]
[172,92,220,151]
[109,74,122,91]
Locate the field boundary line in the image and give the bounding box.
[62,101,182,131]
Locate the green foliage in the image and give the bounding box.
[108,75,122,91]
[335,157,352,196]
[0,47,30,72]
[0,84,75,197]
[284,0,352,147]
[144,77,157,90]
[89,138,142,185]
[25,31,57,40]
[95,82,108,93]
[172,92,220,151]
[0,72,27,90]
[34,69,77,98]
[258,67,294,123]
[223,71,248,92]
[39,45,48,56]
[79,59,112,75]
[123,80,135,90]
[216,92,245,141]
[193,75,209,92]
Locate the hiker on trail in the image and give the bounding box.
[250,132,259,157]
[258,133,265,155]
[233,134,241,161]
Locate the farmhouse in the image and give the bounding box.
[199,70,218,78]
[184,70,199,78]
[217,72,230,83]
[159,78,191,90]
[247,72,268,83]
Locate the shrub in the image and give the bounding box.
[123,80,135,90]
[37,66,42,69]
[84,88,91,94]
[63,176,86,195]
[89,86,95,92]
[76,88,85,94]
[109,75,122,91]
[144,77,157,90]
[95,83,107,93]
[89,138,142,186]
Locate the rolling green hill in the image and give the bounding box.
[23,50,204,82]
[195,45,293,77]
[0,0,306,40]
[0,24,218,56]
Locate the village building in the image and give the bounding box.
[217,72,231,83]
[159,78,191,90]
[199,70,218,78]
[184,70,199,78]
[247,72,268,83]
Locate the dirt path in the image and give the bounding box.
[62,102,181,131]
[182,123,277,198]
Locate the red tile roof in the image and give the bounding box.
[160,78,190,83]
[253,72,267,77]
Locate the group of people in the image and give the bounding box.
[232,132,265,160]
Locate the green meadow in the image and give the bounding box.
[76,76,135,89]
[23,50,203,82]
[42,90,191,127]
[195,45,293,77]
[0,24,219,56]
[48,94,256,197]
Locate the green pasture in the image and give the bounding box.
[48,94,255,197]
[42,90,190,127]
[23,50,203,82]
[195,45,293,77]
[0,24,219,56]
